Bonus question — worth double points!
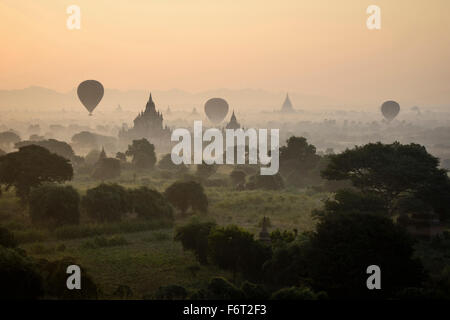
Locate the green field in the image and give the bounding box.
[0,166,326,299]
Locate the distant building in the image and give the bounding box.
[280,93,295,113]
[226,111,241,130]
[119,93,171,146]
[191,107,199,115]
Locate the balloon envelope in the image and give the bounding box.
[381,101,400,121]
[77,80,104,115]
[204,98,229,123]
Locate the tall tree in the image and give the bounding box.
[0,145,73,200]
[322,142,450,217]
[126,138,156,170]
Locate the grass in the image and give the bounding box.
[0,170,327,299]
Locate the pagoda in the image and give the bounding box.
[225,111,241,130]
[280,93,295,113]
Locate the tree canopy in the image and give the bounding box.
[164,181,208,215]
[0,145,73,200]
[126,138,156,170]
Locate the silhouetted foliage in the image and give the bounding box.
[91,157,121,181]
[279,136,322,187]
[246,173,284,190]
[305,213,426,299]
[0,145,73,200]
[126,138,156,170]
[128,186,173,220]
[154,285,188,300]
[0,227,17,248]
[0,149,5,157]
[37,257,98,299]
[208,225,271,281]
[174,220,216,264]
[29,185,80,227]
[0,131,20,150]
[322,142,450,216]
[82,184,129,222]
[15,139,75,161]
[312,189,388,218]
[165,181,208,215]
[158,153,187,172]
[0,247,43,299]
[230,169,246,186]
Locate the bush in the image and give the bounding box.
[129,187,173,220]
[206,277,245,300]
[91,157,121,181]
[271,286,324,300]
[246,173,284,190]
[154,285,188,300]
[0,246,43,299]
[208,225,271,281]
[29,185,80,228]
[0,227,17,248]
[174,220,216,264]
[37,257,98,299]
[82,184,129,222]
[165,181,208,215]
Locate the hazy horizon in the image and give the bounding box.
[1,0,450,108]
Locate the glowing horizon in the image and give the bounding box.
[1,0,449,106]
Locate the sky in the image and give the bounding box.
[0,0,449,106]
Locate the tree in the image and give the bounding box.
[158,153,187,172]
[208,225,270,281]
[128,187,173,220]
[0,145,73,200]
[165,181,208,215]
[0,149,5,157]
[279,136,322,187]
[174,220,216,264]
[312,189,388,218]
[322,142,450,216]
[29,185,80,227]
[305,213,426,299]
[82,184,129,222]
[91,157,121,181]
[15,139,75,162]
[126,138,156,170]
[229,169,246,186]
[0,131,20,150]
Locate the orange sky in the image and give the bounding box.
[0,0,449,105]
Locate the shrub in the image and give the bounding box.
[0,227,17,248]
[29,185,80,228]
[0,246,43,299]
[154,285,188,300]
[38,257,98,299]
[246,173,284,190]
[82,184,129,222]
[165,181,208,215]
[129,187,173,220]
[174,220,216,264]
[91,157,121,181]
[206,277,245,300]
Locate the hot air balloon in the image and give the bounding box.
[381,101,400,122]
[77,80,104,116]
[204,98,229,124]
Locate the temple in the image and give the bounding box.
[119,93,171,146]
[225,111,241,130]
[280,93,295,113]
